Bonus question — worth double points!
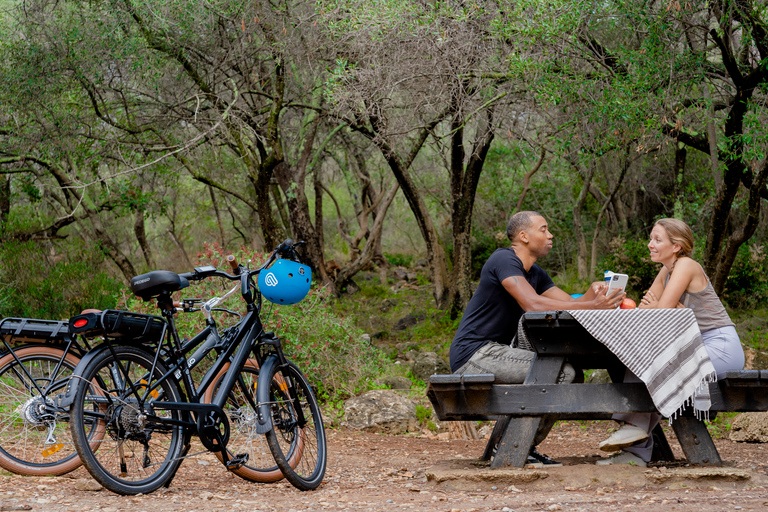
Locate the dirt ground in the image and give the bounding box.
[2,421,768,512]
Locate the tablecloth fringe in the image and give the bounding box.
[669,370,717,424]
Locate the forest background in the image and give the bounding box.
[3,0,768,405]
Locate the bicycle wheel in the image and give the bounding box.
[69,345,185,495]
[265,361,326,490]
[0,345,83,476]
[204,359,289,482]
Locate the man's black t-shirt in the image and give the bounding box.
[449,247,555,372]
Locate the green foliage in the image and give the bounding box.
[0,241,121,320]
[722,244,768,309]
[706,412,739,440]
[599,236,660,300]
[414,404,432,426]
[469,230,507,280]
[120,242,385,401]
[384,252,413,268]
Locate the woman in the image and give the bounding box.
[596,218,745,466]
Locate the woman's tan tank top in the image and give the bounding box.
[665,273,734,332]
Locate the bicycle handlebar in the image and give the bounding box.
[226,254,240,275]
[178,239,305,303]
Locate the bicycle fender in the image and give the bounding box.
[255,355,280,434]
[56,342,114,409]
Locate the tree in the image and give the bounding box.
[495,0,768,292]
[319,0,520,311]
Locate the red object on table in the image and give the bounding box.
[620,298,637,309]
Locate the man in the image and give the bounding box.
[449,211,624,466]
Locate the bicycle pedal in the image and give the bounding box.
[226,453,249,471]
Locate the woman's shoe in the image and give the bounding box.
[595,450,647,467]
[598,424,649,452]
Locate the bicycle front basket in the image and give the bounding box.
[68,309,166,345]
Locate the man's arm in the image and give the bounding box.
[502,276,622,311]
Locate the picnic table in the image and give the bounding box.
[428,310,768,468]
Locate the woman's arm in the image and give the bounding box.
[639,268,668,309]
[640,258,698,309]
[656,258,698,308]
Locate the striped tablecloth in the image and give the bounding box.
[567,308,716,419]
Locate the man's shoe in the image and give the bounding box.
[528,447,563,468]
[598,424,649,452]
[595,450,647,467]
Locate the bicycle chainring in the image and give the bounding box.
[197,410,230,452]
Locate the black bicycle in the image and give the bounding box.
[64,240,326,494]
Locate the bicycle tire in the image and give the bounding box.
[69,345,185,495]
[204,358,298,483]
[264,360,326,490]
[0,345,82,476]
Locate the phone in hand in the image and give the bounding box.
[606,273,628,295]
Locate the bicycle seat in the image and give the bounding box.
[131,271,190,301]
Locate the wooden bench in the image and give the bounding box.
[428,311,768,468]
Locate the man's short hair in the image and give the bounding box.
[506,211,543,242]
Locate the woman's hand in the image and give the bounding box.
[639,290,660,309]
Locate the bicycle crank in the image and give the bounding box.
[197,409,230,452]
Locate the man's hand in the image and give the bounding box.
[591,285,625,309]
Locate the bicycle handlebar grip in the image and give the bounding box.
[226,254,241,275]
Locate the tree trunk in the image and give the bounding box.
[446,109,495,318]
[335,180,400,286]
[711,161,768,292]
[0,175,9,230]
[514,148,546,213]
[572,162,595,279]
[88,213,137,281]
[589,147,630,275]
[673,143,687,219]
[208,186,225,247]
[134,210,155,269]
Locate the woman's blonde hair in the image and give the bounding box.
[655,218,694,258]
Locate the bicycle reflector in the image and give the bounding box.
[257,259,312,305]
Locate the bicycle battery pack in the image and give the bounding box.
[69,309,166,345]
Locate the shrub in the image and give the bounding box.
[384,252,413,268]
[119,242,385,401]
[598,236,660,299]
[0,241,121,320]
[722,243,768,308]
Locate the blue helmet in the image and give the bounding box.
[258,259,312,305]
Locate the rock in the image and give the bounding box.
[586,369,612,384]
[403,349,419,362]
[382,376,413,390]
[394,313,423,331]
[73,479,103,491]
[396,341,419,355]
[361,333,371,343]
[344,389,418,433]
[729,412,768,442]
[411,352,451,382]
[393,268,409,280]
[341,279,360,295]
[379,298,398,312]
[644,467,751,483]
[743,346,768,371]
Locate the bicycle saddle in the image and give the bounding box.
[131,270,190,301]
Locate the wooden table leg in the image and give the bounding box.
[650,423,675,462]
[490,417,540,468]
[481,416,511,461]
[671,416,722,466]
